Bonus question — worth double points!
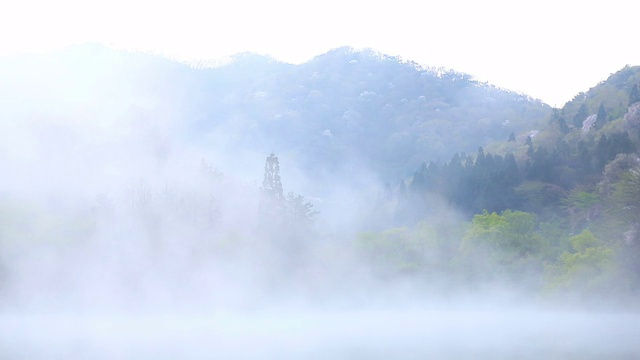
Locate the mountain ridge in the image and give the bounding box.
[1,43,553,184]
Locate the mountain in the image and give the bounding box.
[191,47,552,181]
[0,44,552,187]
[3,44,640,307]
[407,65,640,218]
[367,65,640,299]
[485,65,640,154]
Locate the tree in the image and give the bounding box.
[465,210,541,255]
[630,84,640,106]
[558,115,570,134]
[573,103,589,128]
[258,153,318,277]
[262,153,284,201]
[610,168,640,226]
[260,153,286,224]
[577,139,593,175]
[356,220,463,277]
[476,146,486,166]
[526,136,534,157]
[526,147,553,182]
[260,153,317,227]
[545,230,615,295]
[460,210,546,283]
[562,189,600,232]
[286,192,318,226]
[551,109,569,133]
[502,153,521,187]
[595,103,607,129]
[606,166,640,289]
[595,135,610,171]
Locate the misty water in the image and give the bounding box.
[5,178,638,359]
[3,307,640,359]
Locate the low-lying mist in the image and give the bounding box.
[2,117,639,359]
[1,48,639,358]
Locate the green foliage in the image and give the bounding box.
[262,153,284,202]
[609,168,640,224]
[515,181,565,215]
[562,189,600,232]
[536,220,572,259]
[630,83,640,106]
[545,230,615,295]
[464,210,542,257]
[410,66,640,221]
[464,210,509,245]
[569,229,601,252]
[564,65,640,125]
[566,191,599,210]
[356,220,463,276]
[356,227,428,274]
[409,148,523,216]
[286,192,318,225]
[595,103,608,129]
[454,210,550,286]
[374,66,640,299]
[572,103,589,128]
[259,154,317,235]
[0,198,96,246]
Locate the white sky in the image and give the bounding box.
[1,0,638,107]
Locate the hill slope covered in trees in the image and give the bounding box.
[0,45,551,184]
[361,65,640,303]
[2,45,638,310]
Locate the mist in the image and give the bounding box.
[1,45,639,358]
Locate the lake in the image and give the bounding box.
[2,307,639,359]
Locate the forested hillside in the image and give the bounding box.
[404,65,640,217]
[0,45,551,183]
[1,45,638,310]
[360,66,640,303]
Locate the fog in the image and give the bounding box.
[1,47,639,358]
[4,309,640,359]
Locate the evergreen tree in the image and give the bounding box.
[554,139,571,160]
[260,153,286,220]
[557,115,569,134]
[447,153,465,194]
[526,136,535,157]
[502,153,521,186]
[595,135,610,171]
[550,109,569,133]
[630,84,640,106]
[260,153,317,233]
[410,164,428,193]
[262,153,284,202]
[617,131,636,154]
[577,140,593,175]
[424,161,441,191]
[476,147,486,167]
[397,180,407,198]
[527,147,552,182]
[573,103,589,128]
[595,103,607,129]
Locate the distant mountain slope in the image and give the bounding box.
[0,44,552,183]
[189,47,552,180]
[409,65,640,218]
[485,65,640,160]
